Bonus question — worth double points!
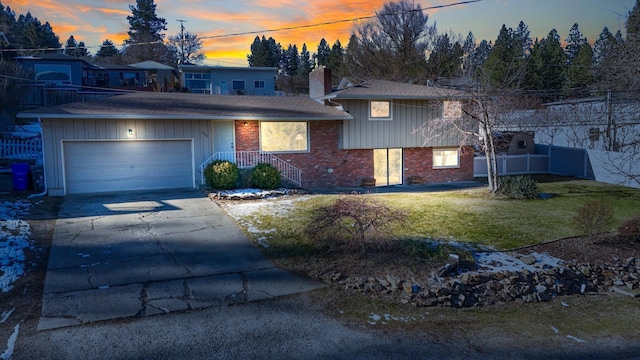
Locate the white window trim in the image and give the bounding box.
[432,148,460,169]
[369,100,393,121]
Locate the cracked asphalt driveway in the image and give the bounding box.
[38,189,322,330]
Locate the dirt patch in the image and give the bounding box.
[0,194,61,343]
[523,234,640,266]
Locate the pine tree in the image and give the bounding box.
[64,35,79,56]
[96,39,119,57]
[298,43,313,76]
[565,42,593,96]
[283,44,299,76]
[123,0,174,63]
[482,25,525,88]
[426,33,463,80]
[564,23,587,65]
[538,29,567,100]
[524,39,543,90]
[627,0,640,40]
[15,12,60,54]
[315,38,330,67]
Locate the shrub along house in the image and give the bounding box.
[17,69,473,195]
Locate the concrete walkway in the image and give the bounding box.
[38,190,322,330]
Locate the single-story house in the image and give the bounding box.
[17,70,474,195]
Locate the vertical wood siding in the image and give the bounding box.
[43,118,216,195]
[340,99,467,149]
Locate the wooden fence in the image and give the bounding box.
[0,138,42,160]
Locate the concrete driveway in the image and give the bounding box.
[38,189,322,330]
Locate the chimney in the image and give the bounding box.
[309,67,332,100]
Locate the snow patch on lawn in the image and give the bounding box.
[0,200,33,293]
[474,251,564,273]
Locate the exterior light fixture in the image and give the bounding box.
[128,128,134,136]
[243,122,248,127]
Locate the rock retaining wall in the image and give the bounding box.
[309,257,640,307]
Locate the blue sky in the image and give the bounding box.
[6,0,636,66]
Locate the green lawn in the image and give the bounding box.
[237,180,640,252]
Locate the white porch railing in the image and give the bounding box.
[200,151,302,187]
[0,138,42,160]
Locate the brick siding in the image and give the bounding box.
[234,120,474,189]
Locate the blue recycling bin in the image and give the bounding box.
[11,163,30,191]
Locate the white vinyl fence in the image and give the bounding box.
[0,138,42,160]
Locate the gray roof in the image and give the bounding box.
[18,92,353,121]
[323,79,468,100]
[130,60,175,70]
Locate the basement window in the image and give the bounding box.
[433,148,460,168]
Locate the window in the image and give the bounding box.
[184,72,211,94]
[254,80,265,89]
[34,64,71,85]
[443,100,462,118]
[589,128,601,142]
[232,80,245,90]
[369,100,392,120]
[260,122,308,152]
[517,140,527,149]
[433,148,460,168]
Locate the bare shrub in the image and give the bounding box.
[573,200,615,241]
[618,216,640,241]
[305,196,408,254]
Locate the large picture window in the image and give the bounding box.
[433,148,460,168]
[260,122,308,152]
[34,64,71,85]
[369,100,392,120]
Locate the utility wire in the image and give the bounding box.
[0,0,480,53]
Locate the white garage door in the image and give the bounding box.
[63,140,194,194]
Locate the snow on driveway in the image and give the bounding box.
[0,199,32,293]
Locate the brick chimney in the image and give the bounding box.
[309,67,332,100]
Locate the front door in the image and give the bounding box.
[374,148,403,186]
[213,121,235,162]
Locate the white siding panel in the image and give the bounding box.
[63,140,194,194]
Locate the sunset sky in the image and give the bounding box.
[4,0,636,66]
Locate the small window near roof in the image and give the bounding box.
[433,148,460,168]
[443,100,462,118]
[370,100,392,120]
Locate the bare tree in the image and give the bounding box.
[345,0,436,82]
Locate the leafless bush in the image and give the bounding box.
[573,200,615,242]
[305,196,408,254]
[618,216,640,242]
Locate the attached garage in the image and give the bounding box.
[63,140,194,194]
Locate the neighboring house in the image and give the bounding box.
[15,53,90,87]
[87,63,147,89]
[500,96,640,153]
[178,64,277,95]
[17,70,474,196]
[130,60,179,92]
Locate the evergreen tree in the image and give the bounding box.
[565,42,593,96]
[482,25,525,88]
[315,38,330,67]
[248,36,266,66]
[461,31,476,78]
[283,44,299,76]
[564,23,587,65]
[327,39,344,79]
[77,41,89,57]
[298,43,313,76]
[627,0,640,40]
[247,35,281,68]
[64,35,79,56]
[524,39,543,90]
[426,33,463,80]
[96,39,119,57]
[15,12,60,54]
[123,0,174,63]
[469,39,492,80]
[538,29,567,100]
[514,21,532,55]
